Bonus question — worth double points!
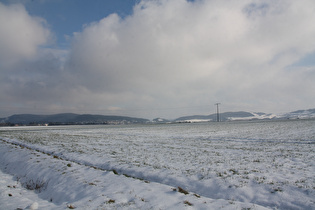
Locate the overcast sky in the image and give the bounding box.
[0,0,315,119]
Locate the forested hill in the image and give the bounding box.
[0,113,150,125]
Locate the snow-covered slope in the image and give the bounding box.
[277,108,315,119]
[174,108,315,122]
[226,112,277,121]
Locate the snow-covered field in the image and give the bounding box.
[0,119,314,209]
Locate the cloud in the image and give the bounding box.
[0,2,51,67]
[0,2,61,116]
[65,0,315,118]
[1,0,315,118]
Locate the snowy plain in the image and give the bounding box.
[0,119,314,209]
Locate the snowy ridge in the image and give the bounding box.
[277,108,315,119]
[227,112,277,121]
[174,108,315,123]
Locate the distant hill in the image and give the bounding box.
[0,113,150,125]
[174,111,261,122]
[278,108,315,119]
[173,108,315,122]
[1,108,314,126]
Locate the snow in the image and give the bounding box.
[278,109,315,120]
[180,119,211,123]
[0,167,56,209]
[0,119,315,209]
[227,112,277,121]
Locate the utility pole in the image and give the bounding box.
[215,103,221,122]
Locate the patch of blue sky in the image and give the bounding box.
[1,0,138,48]
[291,50,315,67]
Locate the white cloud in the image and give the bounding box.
[0,2,51,67]
[63,0,315,118]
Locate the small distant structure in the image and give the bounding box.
[215,103,221,122]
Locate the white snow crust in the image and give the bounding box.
[0,119,314,209]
